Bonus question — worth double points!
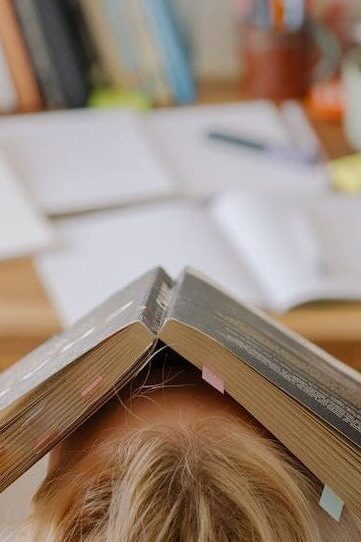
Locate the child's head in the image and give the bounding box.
[30,358,361,541]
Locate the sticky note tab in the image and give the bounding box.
[319,485,344,522]
[202,366,224,394]
[329,154,361,193]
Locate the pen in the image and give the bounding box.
[207,130,319,165]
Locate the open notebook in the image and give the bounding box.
[0,102,327,215]
[36,191,361,325]
[0,109,173,215]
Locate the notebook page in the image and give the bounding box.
[0,151,52,260]
[212,191,361,311]
[146,101,328,197]
[36,202,262,326]
[0,109,173,215]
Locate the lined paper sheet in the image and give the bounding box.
[0,109,173,215]
[36,202,262,326]
[0,151,52,260]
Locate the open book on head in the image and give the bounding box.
[0,268,360,518]
[36,191,361,326]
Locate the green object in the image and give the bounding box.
[329,154,361,193]
[88,87,151,110]
[319,486,344,522]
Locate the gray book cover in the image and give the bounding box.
[166,268,361,449]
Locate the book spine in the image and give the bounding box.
[142,0,196,105]
[102,0,147,92]
[62,0,95,75]
[139,268,174,333]
[126,0,172,105]
[80,0,127,88]
[13,0,66,109]
[32,0,90,109]
[0,38,18,113]
[0,0,43,113]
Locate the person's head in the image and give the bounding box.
[30,353,360,541]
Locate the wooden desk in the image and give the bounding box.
[1,83,360,372]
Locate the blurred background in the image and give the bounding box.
[1,0,361,532]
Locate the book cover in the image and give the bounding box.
[164,269,361,448]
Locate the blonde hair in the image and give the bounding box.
[30,416,361,542]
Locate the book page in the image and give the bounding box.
[0,109,173,215]
[36,202,262,326]
[0,151,52,260]
[212,191,361,311]
[146,101,328,197]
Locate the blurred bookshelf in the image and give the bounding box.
[0,0,196,114]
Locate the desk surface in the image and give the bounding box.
[1,81,360,372]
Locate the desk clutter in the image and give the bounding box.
[0,100,361,322]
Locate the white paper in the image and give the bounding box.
[36,202,262,326]
[0,109,173,215]
[0,152,52,260]
[147,101,328,197]
[212,190,361,311]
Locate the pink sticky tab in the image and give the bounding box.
[202,366,224,394]
[81,376,103,398]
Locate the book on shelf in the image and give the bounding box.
[14,0,66,110]
[80,0,130,89]
[0,267,360,519]
[126,0,172,106]
[31,0,90,109]
[0,0,43,113]
[142,0,196,104]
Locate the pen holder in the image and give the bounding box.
[242,21,340,100]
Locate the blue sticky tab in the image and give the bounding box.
[319,486,344,522]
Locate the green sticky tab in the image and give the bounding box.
[88,87,151,111]
[329,154,361,193]
[319,485,344,522]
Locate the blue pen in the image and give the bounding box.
[208,130,319,165]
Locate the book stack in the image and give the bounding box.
[0,0,195,114]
